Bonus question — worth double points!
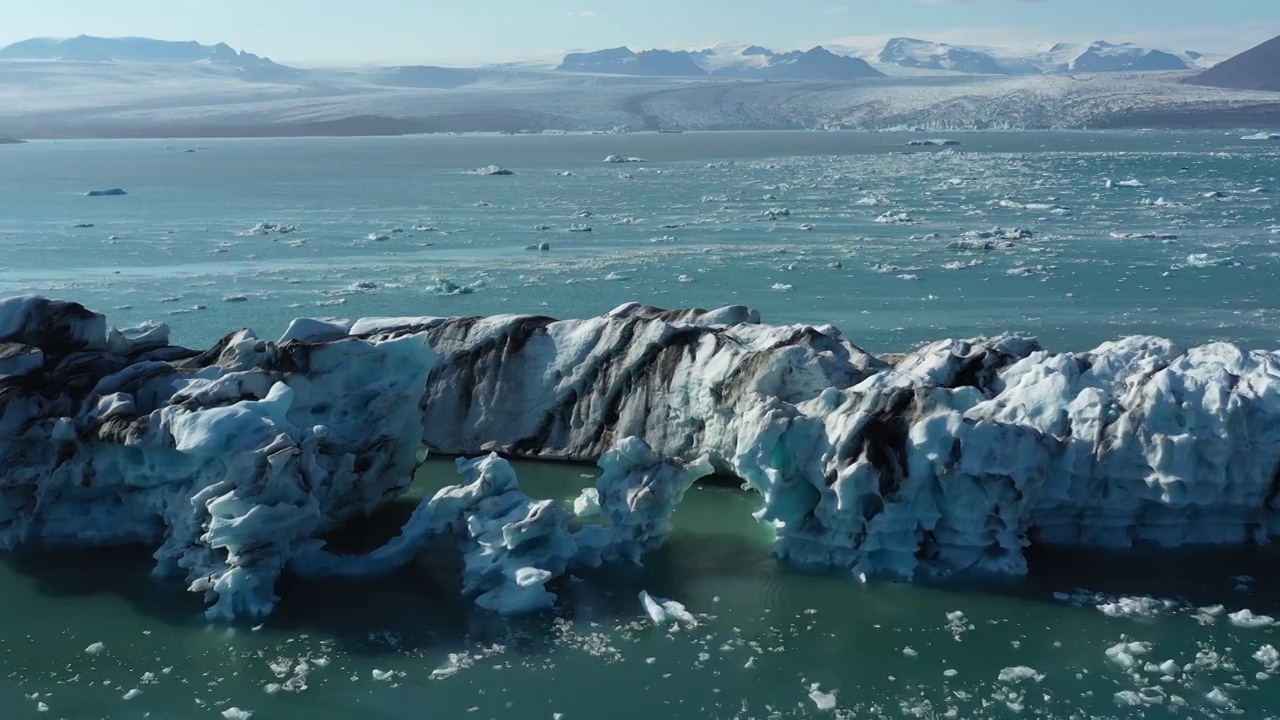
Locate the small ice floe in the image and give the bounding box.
[948,239,1014,251]
[1109,232,1178,241]
[649,235,677,243]
[1173,253,1241,269]
[464,165,514,176]
[557,171,574,176]
[532,224,552,231]
[1242,132,1280,141]
[604,271,629,281]
[1228,609,1275,628]
[1007,265,1049,276]
[875,210,913,224]
[568,224,593,232]
[221,709,253,720]
[1116,179,1148,188]
[1105,641,1153,669]
[525,242,551,251]
[366,232,390,242]
[1141,196,1188,208]
[604,155,646,163]
[638,591,698,628]
[807,684,838,711]
[965,226,1033,240]
[997,666,1044,683]
[943,259,984,270]
[85,642,106,655]
[855,195,887,206]
[122,689,142,700]
[240,222,299,236]
[372,669,395,682]
[799,223,817,231]
[762,207,791,220]
[86,188,127,197]
[907,139,962,146]
[347,280,378,291]
[72,222,94,228]
[1255,645,1280,672]
[677,274,695,283]
[432,278,480,296]
[902,647,918,658]
[223,295,248,303]
[771,283,795,292]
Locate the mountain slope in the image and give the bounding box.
[1067,41,1188,72]
[1188,34,1280,92]
[716,46,883,80]
[557,48,707,76]
[0,35,298,82]
[878,38,1008,75]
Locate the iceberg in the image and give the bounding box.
[465,165,515,176]
[7,296,1280,618]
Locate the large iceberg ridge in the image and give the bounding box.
[3,297,1280,619]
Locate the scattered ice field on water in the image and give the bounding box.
[2,130,1280,719]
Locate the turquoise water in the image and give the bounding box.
[4,461,1280,718]
[1,131,1277,352]
[4,131,1280,718]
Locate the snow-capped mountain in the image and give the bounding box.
[1188,33,1280,92]
[711,46,883,80]
[557,47,707,76]
[560,44,881,80]
[0,35,282,69]
[877,38,1007,75]
[1065,41,1189,72]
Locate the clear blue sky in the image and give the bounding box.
[1,0,1275,63]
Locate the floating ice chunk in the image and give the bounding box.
[1116,179,1147,188]
[278,318,354,344]
[907,139,961,147]
[639,591,667,624]
[223,295,248,302]
[1109,232,1178,241]
[431,278,478,296]
[1242,132,1280,141]
[1229,609,1275,628]
[122,689,141,700]
[86,188,127,197]
[771,283,795,292]
[604,271,629,281]
[604,155,646,163]
[997,666,1043,683]
[568,224,592,232]
[1176,253,1241,269]
[573,488,601,517]
[807,684,838,711]
[525,242,551,251]
[902,646,918,657]
[649,235,677,244]
[875,210,913,224]
[366,233,390,242]
[677,275,694,283]
[222,709,253,720]
[465,165,514,176]
[85,642,106,655]
[1254,645,1280,672]
[1106,641,1152,669]
[1205,687,1232,706]
[372,669,394,682]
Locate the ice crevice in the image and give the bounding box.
[4,295,1280,619]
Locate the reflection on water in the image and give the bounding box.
[3,459,1280,718]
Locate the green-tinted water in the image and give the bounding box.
[3,460,1280,719]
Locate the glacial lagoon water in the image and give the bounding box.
[4,130,1280,718]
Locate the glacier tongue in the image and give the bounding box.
[4,296,1280,618]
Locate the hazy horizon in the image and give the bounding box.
[1,0,1276,65]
